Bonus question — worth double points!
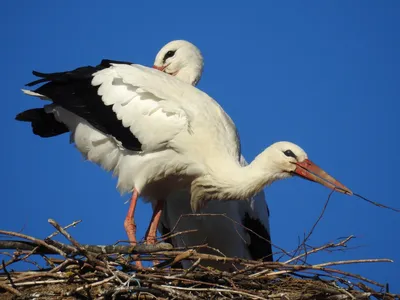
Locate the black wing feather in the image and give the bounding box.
[242,213,273,262]
[19,59,142,151]
[16,108,69,137]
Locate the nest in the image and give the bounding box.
[0,218,398,300]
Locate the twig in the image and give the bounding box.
[5,279,73,287]
[314,259,392,269]
[353,193,400,213]
[0,240,62,254]
[152,284,199,300]
[65,275,116,296]
[155,249,196,269]
[106,261,124,285]
[1,260,16,289]
[0,282,21,296]
[335,286,356,300]
[285,236,355,264]
[21,220,84,269]
[158,285,267,300]
[48,219,82,239]
[294,190,334,259]
[49,258,76,273]
[152,250,255,265]
[168,213,292,259]
[0,251,20,271]
[0,240,173,254]
[255,260,391,287]
[233,235,354,276]
[135,273,227,289]
[250,259,392,279]
[48,219,90,257]
[11,272,67,283]
[182,258,201,276]
[160,229,198,241]
[0,230,67,258]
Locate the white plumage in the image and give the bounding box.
[90,63,241,198]
[153,41,273,269]
[17,40,352,270]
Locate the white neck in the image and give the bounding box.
[190,149,288,211]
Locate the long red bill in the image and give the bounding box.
[294,159,352,195]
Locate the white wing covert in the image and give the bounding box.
[106,64,241,160]
[92,64,190,152]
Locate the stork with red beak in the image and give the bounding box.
[16,40,352,270]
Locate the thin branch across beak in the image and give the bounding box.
[294,159,352,195]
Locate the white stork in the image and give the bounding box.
[152,49,273,267]
[16,40,204,250]
[16,42,352,270]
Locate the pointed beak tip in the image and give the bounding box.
[345,190,353,196]
[152,65,163,71]
[336,187,353,196]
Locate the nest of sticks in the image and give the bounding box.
[0,217,398,300]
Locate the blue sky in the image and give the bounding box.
[2,1,399,292]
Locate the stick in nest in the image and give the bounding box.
[0,229,67,257]
[1,218,399,300]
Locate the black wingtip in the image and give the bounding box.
[25,78,47,87]
[32,70,43,77]
[15,108,41,122]
[24,70,49,87]
[15,112,25,121]
[15,108,69,137]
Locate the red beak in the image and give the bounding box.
[294,159,352,195]
[152,65,166,71]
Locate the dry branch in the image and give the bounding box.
[0,220,398,300]
[0,240,172,254]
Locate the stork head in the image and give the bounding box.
[262,141,352,195]
[153,40,204,86]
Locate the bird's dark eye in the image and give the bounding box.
[163,50,176,63]
[283,149,297,159]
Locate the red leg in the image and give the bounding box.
[144,200,164,266]
[123,189,143,268]
[145,200,164,245]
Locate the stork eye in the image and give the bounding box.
[163,50,176,62]
[283,149,297,159]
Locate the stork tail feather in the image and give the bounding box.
[15,108,69,137]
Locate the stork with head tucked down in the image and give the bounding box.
[16,40,205,253]
[152,46,273,268]
[16,40,352,270]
